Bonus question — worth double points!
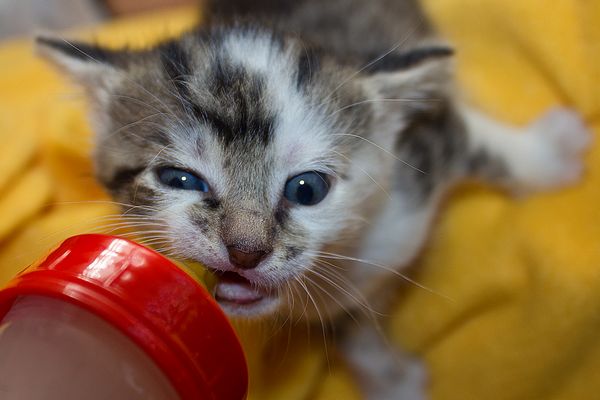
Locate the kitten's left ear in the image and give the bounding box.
[35,35,124,89]
[359,45,454,118]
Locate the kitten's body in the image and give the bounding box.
[38,0,589,398]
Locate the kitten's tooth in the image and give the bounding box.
[216,280,263,304]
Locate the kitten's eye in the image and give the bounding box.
[157,167,209,192]
[284,172,330,206]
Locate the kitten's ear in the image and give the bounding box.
[35,35,123,89]
[359,45,454,118]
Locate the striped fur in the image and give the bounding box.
[34,0,476,319]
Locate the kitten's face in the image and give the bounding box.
[38,28,448,318]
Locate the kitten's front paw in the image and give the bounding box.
[365,355,428,400]
[516,108,591,191]
[389,356,428,400]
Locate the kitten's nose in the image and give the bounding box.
[227,246,269,269]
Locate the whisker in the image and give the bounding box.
[331,149,391,199]
[313,250,454,302]
[331,133,426,174]
[294,276,331,366]
[54,38,183,123]
[320,18,426,105]
[303,273,359,324]
[290,278,310,323]
[101,112,172,142]
[332,98,441,116]
[310,261,384,320]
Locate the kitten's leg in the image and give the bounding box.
[459,106,591,192]
[340,195,442,400]
[339,320,427,400]
[338,184,442,399]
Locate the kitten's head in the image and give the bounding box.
[37,26,451,318]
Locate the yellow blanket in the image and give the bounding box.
[1,1,598,398]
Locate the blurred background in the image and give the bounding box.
[0,0,196,40]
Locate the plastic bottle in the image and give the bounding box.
[0,234,247,400]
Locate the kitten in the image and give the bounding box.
[37,0,589,398]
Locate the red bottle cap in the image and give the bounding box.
[0,234,247,400]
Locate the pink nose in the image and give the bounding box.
[227,246,268,269]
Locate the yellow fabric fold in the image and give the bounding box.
[0,2,598,399]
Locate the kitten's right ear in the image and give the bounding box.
[35,35,122,89]
[358,44,454,120]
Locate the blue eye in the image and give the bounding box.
[157,167,209,192]
[284,172,330,206]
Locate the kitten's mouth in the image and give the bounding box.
[213,271,278,315]
[215,271,264,304]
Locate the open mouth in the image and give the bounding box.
[213,271,278,315]
[214,271,265,305]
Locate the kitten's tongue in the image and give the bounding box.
[215,272,263,304]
